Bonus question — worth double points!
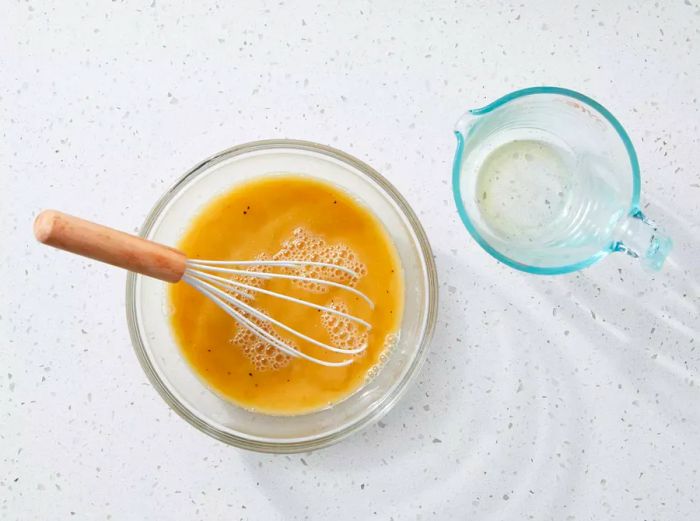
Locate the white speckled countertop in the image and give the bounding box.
[2,1,699,519]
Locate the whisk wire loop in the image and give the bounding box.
[184,259,374,366]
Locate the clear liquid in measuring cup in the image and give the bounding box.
[475,139,574,242]
[469,130,628,265]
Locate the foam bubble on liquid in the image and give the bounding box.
[364,332,399,384]
[229,309,293,371]
[320,299,368,355]
[224,252,271,301]
[379,332,399,361]
[228,227,370,371]
[273,228,367,293]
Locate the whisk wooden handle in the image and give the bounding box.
[33,210,187,283]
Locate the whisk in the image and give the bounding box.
[33,210,373,367]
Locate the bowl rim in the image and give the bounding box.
[125,139,439,452]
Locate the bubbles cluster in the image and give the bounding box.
[225,253,271,300]
[320,299,368,354]
[365,333,399,384]
[274,228,367,292]
[230,310,293,371]
[229,227,370,371]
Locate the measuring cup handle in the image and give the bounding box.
[613,210,672,271]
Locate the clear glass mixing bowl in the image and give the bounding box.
[126,140,438,453]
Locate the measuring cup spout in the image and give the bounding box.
[613,211,672,271]
[454,111,480,139]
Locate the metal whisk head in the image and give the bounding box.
[183,260,373,367]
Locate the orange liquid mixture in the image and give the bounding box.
[169,175,403,415]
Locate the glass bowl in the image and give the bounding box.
[126,140,438,453]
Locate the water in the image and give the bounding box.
[471,137,627,266]
[475,139,576,243]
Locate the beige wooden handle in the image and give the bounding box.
[33,210,187,283]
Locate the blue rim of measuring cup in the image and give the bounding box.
[452,86,642,275]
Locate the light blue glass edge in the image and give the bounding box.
[452,86,642,275]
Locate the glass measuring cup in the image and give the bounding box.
[452,86,672,274]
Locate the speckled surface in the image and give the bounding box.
[2,1,699,519]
